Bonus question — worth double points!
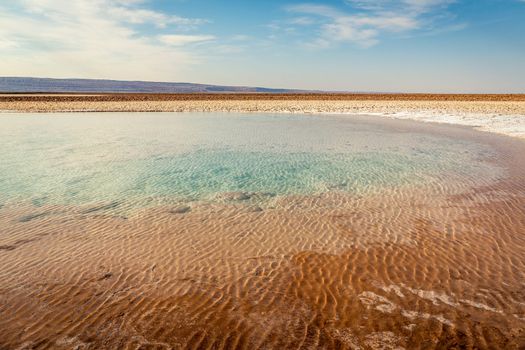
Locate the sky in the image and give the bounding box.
[1,0,524,92]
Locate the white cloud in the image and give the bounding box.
[288,0,457,48]
[108,6,207,28]
[0,0,212,80]
[289,17,316,25]
[0,38,18,49]
[159,35,216,46]
[345,0,453,13]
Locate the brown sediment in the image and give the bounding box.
[1,93,525,101]
[0,120,525,349]
[1,93,525,114]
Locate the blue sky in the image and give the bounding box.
[1,0,524,92]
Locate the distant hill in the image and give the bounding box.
[0,77,303,93]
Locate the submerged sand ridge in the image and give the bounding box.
[0,113,525,349]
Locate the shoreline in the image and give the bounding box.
[1,95,525,139]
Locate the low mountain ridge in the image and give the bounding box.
[0,77,301,93]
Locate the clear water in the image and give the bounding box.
[0,113,501,209]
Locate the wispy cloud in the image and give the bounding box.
[107,6,207,28]
[287,0,458,48]
[159,34,216,46]
[0,0,212,80]
[345,0,454,12]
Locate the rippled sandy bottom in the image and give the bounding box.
[1,129,525,350]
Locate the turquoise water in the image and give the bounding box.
[0,113,501,209]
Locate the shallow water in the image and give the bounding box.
[1,113,524,349]
[0,113,501,208]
